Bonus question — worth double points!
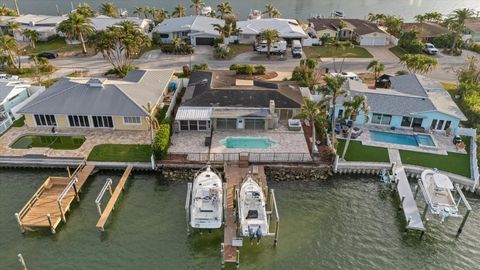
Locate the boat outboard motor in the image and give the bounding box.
[248,226,255,244]
[256,226,262,245]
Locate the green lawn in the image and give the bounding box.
[400,136,472,178]
[10,135,86,150]
[304,45,373,59]
[24,37,85,54]
[227,44,252,58]
[388,46,408,59]
[337,139,390,162]
[12,116,25,127]
[88,144,152,162]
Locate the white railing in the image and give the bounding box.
[0,118,12,134]
[167,152,313,163]
[11,87,45,119]
[165,78,188,119]
[456,128,479,189]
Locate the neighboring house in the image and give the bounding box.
[464,18,480,42]
[152,15,225,46]
[174,70,303,132]
[0,77,36,133]
[0,14,67,41]
[19,69,174,131]
[308,18,390,46]
[333,74,467,133]
[402,22,448,41]
[235,18,308,45]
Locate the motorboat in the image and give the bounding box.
[190,165,223,229]
[419,169,461,222]
[332,10,344,18]
[248,9,262,20]
[238,174,268,244]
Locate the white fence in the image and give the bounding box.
[168,152,313,163]
[0,118,13,135]
[388,34,399,46]
[457,127,479,188]
[165,78,188,119]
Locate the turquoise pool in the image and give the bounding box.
[222,137,275,149]
[370,130,435,147]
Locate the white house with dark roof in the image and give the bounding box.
[333,74,467,133]
[18,69,173,131]
[152,15,225,46]
[235,18,308,44]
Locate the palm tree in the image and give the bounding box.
[143,6,152,19]
[0,4,17,16]
[367,13,386,25]
[22,29,39,48]
[341,95,369,160]
[172,5,186,18]
[339,41,354,72]
[318,75,348,146]
[216,2,232,19]
[13,0,20,15]
[172,37,184,52]
[400,54,438,74]
[7,21,20,36]
[260,28,280,59]
[297,99,324,153]
[133,7,143,18]
[0,35,20,70]
[99,2,118,17]
[446,8,475,53]
[152,8,169,24]
[76,3,96,17]
[337,20,347,40]
[366,60,385,83]
[263,4,281,18]
[57,13,95,54]
[190,0,205,16]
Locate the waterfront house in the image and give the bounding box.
[464,18,480,42]
[174,70,303,132]
[333,74,467,132]
[0,14,67,41]
[152,16,225,46]
[18,69,173,131]
[235,18,308,45]
[402,22,448,42]
[307,18,390,46]
[0,76,37,133]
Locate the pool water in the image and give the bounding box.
[370,131,435,147]
[10,135,86,150]
[223,137,275,149]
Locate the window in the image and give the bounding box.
[159,33,169,38]
[430,119,438,130]
[92,116,113,128]
[8,93,20,102]
[34,114,56,126]
[380,114,392,125]
[217,118,236,130]
[68,115,89,127]
[444,121,451,130]
[401,116,412,127]
[338,109,344,119]
[437,120,444,130]
[189,121,198,130]
[124,116,141,125]
[180,120,189,131]
[371,113,392,125]
[371,113,383,124]
[412,117,423,127]
[245,119,265,130]
[198,120,207,131]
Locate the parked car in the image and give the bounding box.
[37,52,58,59]
[255,40,287,55]
[330,72,362,82]
[291,40,303,58]
[423,43,438,55]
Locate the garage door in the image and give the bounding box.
[195,37,214,45]
[361,37,388,46]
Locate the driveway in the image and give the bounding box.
[364,46,398,63]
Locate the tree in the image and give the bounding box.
[457,56,480,99]
[341,95,369,159]
[318,75,348,146]
[398,29,424,53]
[263,4,281,18]
[259,28,280,59]
[13,0,19,16]
[384,15,404,37]
[0,35,20,70]
[216,2,232,19]
[297,99,324,153]
[172,5,186,18]
[400,54,438,74]
[57,13,95,54]
[367,13,386,25]
[0,4,17,16]
[339,41,353,72]
[152,8,169,24]
[99,2,118,17]
[366,59,385,83]
[143,6,153,19]
[29,54,49,84]
[424,12,443,23]
[76,3,96,17]
[90,21,151,77]
[7,21,20,36]
[445,8,475,53]
[337,20,347,40]
[133,7,143,18]
[245,64,254,77]
[190,0,205,16]
[22,29,39,48]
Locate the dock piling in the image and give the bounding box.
[185,182,192,235]
[414,185,419,199]
[421,204,429,222]
[220,243,225,268]
[236,250,240,269]
[47,213,55,234]
[457,208,471,237]
[18,253,27,270]
[14,213,25,233]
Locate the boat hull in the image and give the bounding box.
[190,166,223,229]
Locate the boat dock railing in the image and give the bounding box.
[166,152,313,163]
[185,182,192,235]
[95,178,113,216]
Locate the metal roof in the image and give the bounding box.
[237,18,308,38]
[175,107,212,121]
[153,15,224,36]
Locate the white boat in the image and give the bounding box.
[419,169,461,222]
[190,165,223,229]
[248,9,262,20]
[331,10,344,18]
[238,174,268,244]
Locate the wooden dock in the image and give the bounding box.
[222,164,267,267]
[15,162,95,234]
[96,165,133,231]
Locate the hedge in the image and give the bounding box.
[229,64,266,75]
[152,122,171,159]
[160,44,194,54]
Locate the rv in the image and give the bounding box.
[255,40,287,55]
[292,40,302,58]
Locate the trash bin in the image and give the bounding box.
[169,82,177,92]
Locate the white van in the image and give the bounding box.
[292,40,302,58]
[330,72,362,82]
[255,40,287,54]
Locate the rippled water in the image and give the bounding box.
[1,169,480,269]
[4,0,480,21]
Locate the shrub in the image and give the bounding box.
[155,105,169,123]
[398,30,424,53]
[152,123,171,159]
[229,64,240,71]
[160,44,194,54]
[229,64,267,75]
[468,42,480,54]
[255,65,266,75]
[213,46,229,59]
[193,63,209,71]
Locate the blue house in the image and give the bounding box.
[334,74,467,133]
[0,78,33,133]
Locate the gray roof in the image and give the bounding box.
[0,83,16,102]
[236,18,308,38]
[153,15,224,36]
[90,16,150,31]
[19,69,173,117]
[389,74,428,97]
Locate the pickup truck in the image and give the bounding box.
[424,43,438,55]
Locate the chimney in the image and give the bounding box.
[269,100,275,114]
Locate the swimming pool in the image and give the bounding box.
[222,137,276,149]
[370,130,435,147]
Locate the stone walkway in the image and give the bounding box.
[0,126,150,158]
